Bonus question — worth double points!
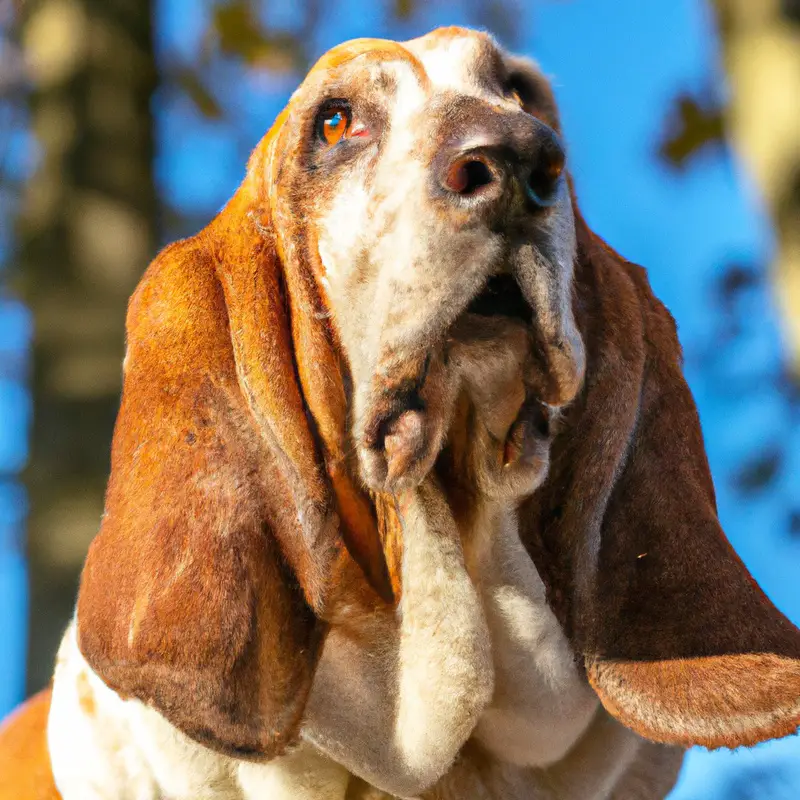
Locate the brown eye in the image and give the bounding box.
[319,107,350,145]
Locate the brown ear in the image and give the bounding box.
[523,211,800,750]
[76,121,382,758]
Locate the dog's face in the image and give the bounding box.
[266,27,583,493]
[75,26,800,768]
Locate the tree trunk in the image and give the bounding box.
[16,0,157,693]
[713,0,800,370]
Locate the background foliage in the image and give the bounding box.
[1,1,799,797]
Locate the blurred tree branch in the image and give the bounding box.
[0,0,27,224]
[658,92,726,168]
[163,0,322,125]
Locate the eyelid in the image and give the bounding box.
[317,98,353,129]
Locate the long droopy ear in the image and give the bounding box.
[523,210,800,750]
[76,115,385,760]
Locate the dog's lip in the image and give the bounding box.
[358,281,543,491]
[502,397,551,466]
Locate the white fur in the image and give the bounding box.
[236,748,350,799]
[302,478,493,798]
[466,503,599,766]
[413,707,681,800]
[405,31,521,111]
[406,34,483,91]
[49,623,161,800]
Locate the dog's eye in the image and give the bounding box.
[320,107,350,145]
[316,102,369,147]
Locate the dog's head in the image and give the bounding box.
[255,27,579,494]
[75,26,800,771]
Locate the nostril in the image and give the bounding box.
[526,169,559,207]
[526,136,566,208]
[444,156,494,196]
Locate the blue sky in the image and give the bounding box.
[2,0,799,796]
[0,296,29,716]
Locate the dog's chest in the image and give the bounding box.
[48,507,595,800]
[461,503,599,769]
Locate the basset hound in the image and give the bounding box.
[2,26,800,800]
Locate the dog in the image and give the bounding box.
[1,26,799,800]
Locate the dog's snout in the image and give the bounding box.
[437,108,566,211]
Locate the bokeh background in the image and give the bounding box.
[1,0,799,796]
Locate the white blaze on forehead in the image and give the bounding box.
[383,58,428,150]
[405,32,492,97]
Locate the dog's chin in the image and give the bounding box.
[356,358,456,494]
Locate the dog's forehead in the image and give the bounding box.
[305,28,499,100]
[403,27,497,92]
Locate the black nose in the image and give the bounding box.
[438,113,565,210]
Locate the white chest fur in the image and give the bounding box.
[466,503,599,766]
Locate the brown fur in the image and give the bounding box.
[0,690,61,800]
[521,209,800,749]
[76,113,391,761]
